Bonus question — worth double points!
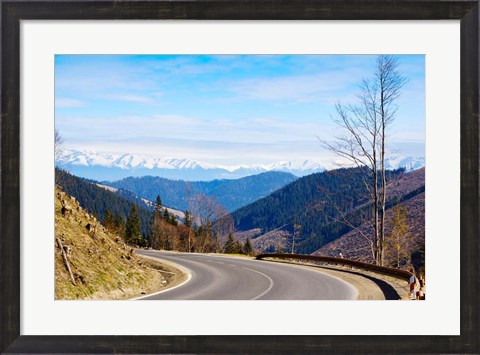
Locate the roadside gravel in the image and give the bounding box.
[133,252,189,298]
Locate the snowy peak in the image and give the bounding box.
[60,149,211,171]
[58,149,325,175]
[385,156,425,172]
[57,149,424,182]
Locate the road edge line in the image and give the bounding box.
[130,253,192,300]
[258,260,360,300]
[241,267,274,300]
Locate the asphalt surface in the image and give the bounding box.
[136,250,358,300]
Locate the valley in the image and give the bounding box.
[55,163,425,275]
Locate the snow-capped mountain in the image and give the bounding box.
[384,156,425,172]
[59,149,213,170]
[57,149,326,181]
[57,149,424,182]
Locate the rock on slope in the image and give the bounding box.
[55,187,170,300]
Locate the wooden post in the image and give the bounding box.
[56,237,76,285]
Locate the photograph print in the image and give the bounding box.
[54,54,425,301]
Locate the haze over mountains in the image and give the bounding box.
[57,148,424,182]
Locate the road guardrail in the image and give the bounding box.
[255,253,413,281]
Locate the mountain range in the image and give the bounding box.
[105,171,298,212]
[55,163,424,269]
[57,148,424,181]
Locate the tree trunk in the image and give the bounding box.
[379,63,387,267]
[373,151,380,265]
[56,237,76,285]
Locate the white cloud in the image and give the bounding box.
[226,70,363,103]
[107,94,155,104]
[56,97,86,108]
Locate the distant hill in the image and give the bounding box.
[231,167,423,255]
[95,183,185,221]
[55,169,153,237]
[105,171,297,212]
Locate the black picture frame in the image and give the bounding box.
[1,1,478,353]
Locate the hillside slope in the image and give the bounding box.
[231,168,406,250]
[313,191,425,271]
[106,171,297,212]
[232,168,424,255]
[55,169,153,237]
[55,187,180,300]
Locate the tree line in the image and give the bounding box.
[103,194,255,256]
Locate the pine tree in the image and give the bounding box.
[224,233,236,254]
[125,203,142,245]
[184,210,193,228]
[243,238,253,255]
[233,241,244,254]
[154,195,163,218]
[103,208,114,231]
[163,208,170,223]
[155,195,162,208]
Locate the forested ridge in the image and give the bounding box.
[55,169,152,237]
[106,171,297,212]
[231,167,413,254]
[56,166,423,259]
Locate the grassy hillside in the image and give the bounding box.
[55,187,174,300]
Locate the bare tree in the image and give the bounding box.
[54,129,64,165]
[322,55,406,265]
[376,56,407,265]
[188,193,233,253]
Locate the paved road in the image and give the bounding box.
[136,250,358,300]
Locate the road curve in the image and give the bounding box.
[136,250,358,300]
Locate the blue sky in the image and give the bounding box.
[55,55,425,166]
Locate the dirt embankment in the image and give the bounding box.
[55,187,186,300]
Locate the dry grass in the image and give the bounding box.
[55,187,167,300]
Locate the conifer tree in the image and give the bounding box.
[224,233,236,254]
[163,208,170,223]
[243,238,253,255]
[184,210,193,228]
[125,203,142,245]
[103,209,114,231]
[154,195,163,218]
[233,241,243,254]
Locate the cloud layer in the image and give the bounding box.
[55,55,425,165]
